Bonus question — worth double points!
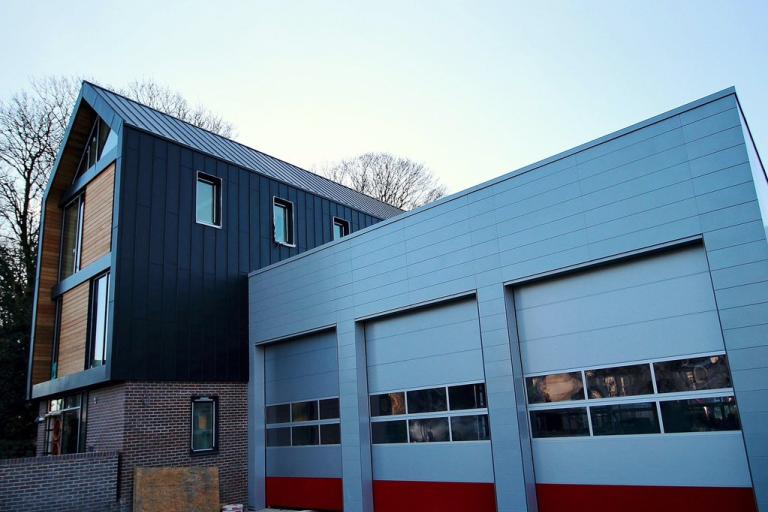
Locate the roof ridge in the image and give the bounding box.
[84,81,403,215]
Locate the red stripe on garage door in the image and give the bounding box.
[266,477,343,511]
[537,483,757,512]
[373,480,497,511]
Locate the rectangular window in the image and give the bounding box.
[273,197,294,245]
[526,372,585,404]
[585,364,653,399]
[319,398,340,420]
[409,417,450,443]
[60,195,85,279]
[266,427,291,447]
[660,397,740,433]
[266,404,291,424]
[406,387,447,414]
[654,355,732,393]
[291,401,318,422]
[191,397,217,452]
[450,415,491,441]
[89,273,109,367]
[333,217,350,240]
[449,383,487,410]
[196,173,221,227]
[371,420,408,444]
[370,392,406,417]
[530,408,590,438]
[320,423,341,445]
[292,425,319,446]
[590,402,660,435]
[43,394,84,456]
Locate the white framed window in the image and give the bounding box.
[273,197,295,246]
[196,172,222,227]
[332,217,350,240]
[191,396,217,453]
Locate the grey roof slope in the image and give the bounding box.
[85,82,403,219]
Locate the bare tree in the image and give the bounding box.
[320,152,446,210]
[0,76,236,457]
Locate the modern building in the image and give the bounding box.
[25,84,768,512]
[247,87,768,512]
[25,81,400,510]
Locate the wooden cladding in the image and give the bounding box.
[80,163,114,267]
[57,282,90,377]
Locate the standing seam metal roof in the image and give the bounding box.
[85,82,403,219]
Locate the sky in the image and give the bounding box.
[1,0,766,194]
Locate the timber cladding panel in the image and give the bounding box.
[57,281,90,377]
[80,163,115,267]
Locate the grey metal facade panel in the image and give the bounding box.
[85,82,402,220]
[249,90,768,511]
[267,446,342,478]
[111,126,380,382]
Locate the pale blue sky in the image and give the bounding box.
[1,0,766,193]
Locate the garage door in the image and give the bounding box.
[513,244,754,510]
[365,297,496,512]
[263,330,342,511]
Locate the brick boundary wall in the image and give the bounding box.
[0,451,119,512]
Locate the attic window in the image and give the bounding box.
[73,117,117,181]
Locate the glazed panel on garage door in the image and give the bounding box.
[514,244,755,512]
[365,297,496,512]
[263,330,343,511]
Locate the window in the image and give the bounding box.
[590,402,660,435]
[273,197,294,245]
[371,420,408,444]
[191,397,217,452]
[265,396,341,447]
[60,195,85,279]
[333,217,350,240]
[660,397,740,433]
[406,387,447,414]
[43,395,85,456]
[74,117,117,181]
[451,415,491,441]
[526,372,584,404]
[196,173,221,227]
[449,383,487,410]
[585,364,653,399]
[409,417,450,443]
[526,353,740,438]
[370,392,406,416]
[89,273,109,367]
[530,408,590,438]
[370,382,491,445]
[654,355,732,393]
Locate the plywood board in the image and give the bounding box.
[133,467,219,512]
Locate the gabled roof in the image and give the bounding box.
[82,81,403,219]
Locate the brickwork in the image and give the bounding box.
[0,451,119,512]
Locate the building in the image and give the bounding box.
[247,87,768,512]
[25,81,401,510]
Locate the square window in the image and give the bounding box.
[406,387,447,414]
[319,398,340,420]
[370,392,406,417]
[273,198,294,245]
[266,404,291,424]
[191,397,217,452]
[333,217,350,240]
[196,173,221,227]
[292,425,319,446]
[291,400,318,422]
[451,415,491,441]
[320,423,341,445]
[371,420,408,444]
[449,383,487,410]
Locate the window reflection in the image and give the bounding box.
[409,417,449,442]
[450,415,490,441]
[291,401,318,422]
[526,372,584,404]
[586,364,653,399]
[660,397,740,433]
[590,402,660,435]
[370,392,406,416]
[654,355,732,393]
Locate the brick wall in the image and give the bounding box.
[0,451,119,512]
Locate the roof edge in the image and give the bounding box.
[248,86,739,278]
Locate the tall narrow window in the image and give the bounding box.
[89,273,109,367]
[60,195,85,279]
[273,198,294,245]
[74,117,117,181]
[196,173,221,227]
[333,217,349,240]
[191,396,217,453]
